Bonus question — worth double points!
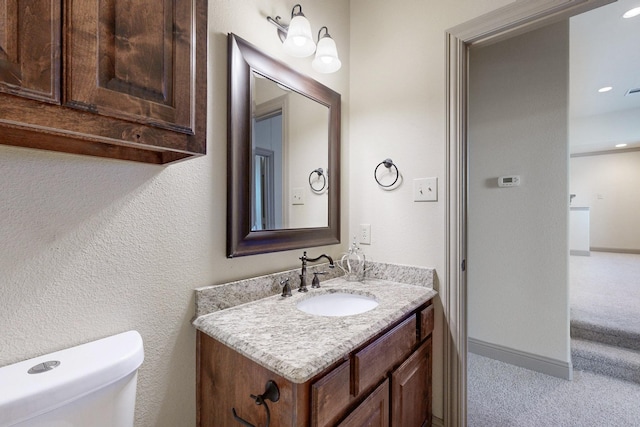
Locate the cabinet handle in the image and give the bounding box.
[231,380,280,427]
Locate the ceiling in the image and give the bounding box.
[569,0,640,153]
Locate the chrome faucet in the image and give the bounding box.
[299,251,335,292]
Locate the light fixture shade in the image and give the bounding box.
[283,15,316,58]
[312,36,341,73]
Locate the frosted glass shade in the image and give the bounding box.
[283,15,316,58]
[312,36,341,73]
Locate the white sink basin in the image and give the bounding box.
[296,292,378,317]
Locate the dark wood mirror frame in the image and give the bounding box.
[227,33,341,257]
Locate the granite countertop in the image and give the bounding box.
[193,277,437,384]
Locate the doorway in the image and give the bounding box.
[443,0,617,425]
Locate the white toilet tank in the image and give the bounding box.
[0,330,144,427]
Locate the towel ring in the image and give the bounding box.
[308,168,327,193]
[374,158,399,188]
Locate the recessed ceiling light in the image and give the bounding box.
[623,7,640,18]
[616,143,628,148]
[598,86,613,93]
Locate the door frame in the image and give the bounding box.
[443,0,615,425]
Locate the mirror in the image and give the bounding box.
[252,74,329,230]
[227,33,341,257]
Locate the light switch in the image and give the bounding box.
[414,177,437,202]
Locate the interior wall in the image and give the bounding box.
[571,150,640,251]
[0,2,349,426]
[467,21,571,363]
[570,108,640,153]
[349,0,514,420]
[287,92,330,228]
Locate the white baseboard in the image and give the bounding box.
[431,415,445,427]
[591,247,640,255]
[469,338,573,380]
[570,249,590,256]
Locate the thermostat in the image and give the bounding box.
[498,175,520,187]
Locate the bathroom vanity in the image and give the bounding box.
[194,271,436,427]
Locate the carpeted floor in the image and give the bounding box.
[570,251,640,338]
[467,352,640,426]
[468,252,640,426]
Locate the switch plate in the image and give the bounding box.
[414,177,437,202]
[360,223,371,245]
[292,187,304,205]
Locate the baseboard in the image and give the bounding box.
[468,338,573,380]
[591,247,640,255]
[570,250,590,256]
[431,415,445,427]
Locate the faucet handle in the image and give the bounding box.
[312,272,327,288]
[280,278,292,297]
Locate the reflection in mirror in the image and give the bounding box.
[252,72,329,230]
[227,33,341,257]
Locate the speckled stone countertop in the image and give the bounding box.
[193,275,437,384]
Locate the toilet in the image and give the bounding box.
[0,330,144,427]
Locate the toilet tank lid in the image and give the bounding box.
[0,330,144,426]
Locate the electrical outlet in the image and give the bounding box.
[414,177,438,202]
[292,188,304,205]
[360,224,371,245]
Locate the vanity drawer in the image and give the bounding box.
[419,304,434,341]
[353,315,417,395]
[312,359,353,427]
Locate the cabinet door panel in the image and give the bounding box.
[354,315,417,396]
[391,338,432,427]
[338,379,389,427]
[0,0,60,102]
[312,359,353,427]
[65,0,193,133]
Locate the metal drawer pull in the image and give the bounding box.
[232,380,280,427]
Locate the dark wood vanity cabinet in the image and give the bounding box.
[197,300,434,427]
[0,0,206,164]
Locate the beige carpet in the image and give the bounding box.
[468,352,640,426]
[468,252,640,426]
[570,251,640,341]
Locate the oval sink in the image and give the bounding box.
[296,292,378,317]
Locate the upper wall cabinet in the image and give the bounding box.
[0,1,61,103]
[0,0,207,164]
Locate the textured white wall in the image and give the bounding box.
[570,150,640,250]
[0,1,349,426]
[349,0,514,419]
[467,22,571,362]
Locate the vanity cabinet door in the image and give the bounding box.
[337,379,389,427]
[391,338,432,427]
[0,0,61,103]
[312,359,353,427]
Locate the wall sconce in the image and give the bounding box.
[267,4,342,74]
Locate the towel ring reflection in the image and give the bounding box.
[308,168,327,193]
[374,158,400,188]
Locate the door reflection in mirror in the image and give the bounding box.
[253,112,282,230]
